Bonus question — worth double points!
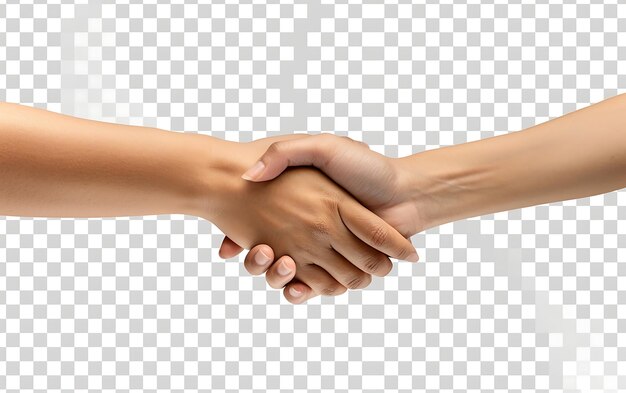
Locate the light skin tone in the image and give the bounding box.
[0,102,419,298]
[223,93,626,303]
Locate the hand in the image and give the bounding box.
[220,134,434,302]
[200,135,418,299]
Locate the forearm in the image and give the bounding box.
[401,93,626,233]
[0,102,219,218]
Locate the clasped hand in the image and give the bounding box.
[207,134,424,304]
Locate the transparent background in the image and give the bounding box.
[1,1,625,392]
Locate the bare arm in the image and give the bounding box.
[0,102,206,218]
[399,92,626,232]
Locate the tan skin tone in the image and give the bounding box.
[0,102,418,297]
[224,93,626,303]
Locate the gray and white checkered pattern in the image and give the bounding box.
[1,1,625,392]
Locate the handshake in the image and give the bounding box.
[208,133,429,304]
[1,97,625,304]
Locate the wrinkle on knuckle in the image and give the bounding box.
[369,225,389,248]
[320,284,346,296]
[363,254,384,274]
[321,194,341,211]
[266,142,283,156]
[298,245,317,260]
[345,276,363,290]
[395,245,412,260]
[310,219,331,239]
[345,274,370,290]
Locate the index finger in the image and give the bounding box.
[338,199,419,262]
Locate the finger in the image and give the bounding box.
[283,281,317,304]
[294,263,348,297]
[312,249,372,290]
[339,200,419,262]
[330,231,393,277]
[265,255,297,289]
[241,134,341,182]
[218,236,244,259]
[242,244,275,275]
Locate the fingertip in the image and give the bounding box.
[266,255,297,289]
[243,244,275,275]
[283,282,314,304]
[406,251,420,262]
[218,237,244,259]
[277,255,296,275]
[392,235,420,263]
[252,245,274,265]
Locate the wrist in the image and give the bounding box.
[185,134,315,223]
[179,134,240,222]
[396,145,497,233]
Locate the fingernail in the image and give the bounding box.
[289,287,303,297]
[407,252,419,262]
[255,249,271,265]
[241,161,265,181]
[276,261,292,276]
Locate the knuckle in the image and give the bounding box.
[266,141,283,156]
[345,274,371,290]
[356,140,370,149]
[344,275,364,290]
[298,245,318,260]
[321,195,341,211]
[362,254,385,274]
[392,243,412,260]
[369,225,389,248]
[318,133,336,143]
[397,247,412,260]
[320,284,346,296]
[310,219,331,238]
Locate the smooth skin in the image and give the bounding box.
[222,93,626,303]
[0,102,418,298]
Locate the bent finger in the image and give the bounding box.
[265,255,297,289]
[330,231,393,277]
[312,249,372,290]
[283,281,317,304]
[295,263,347,298]
[243,244,275,276]
[339,200,419,262]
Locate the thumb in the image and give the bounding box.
[241,134,339,182]
[218,236,244,259]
